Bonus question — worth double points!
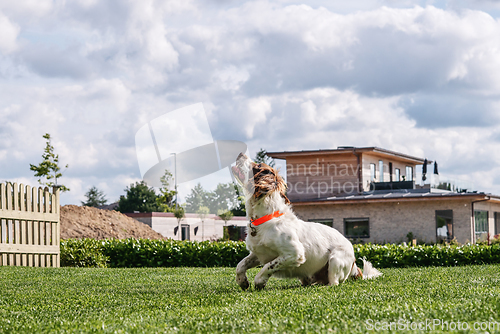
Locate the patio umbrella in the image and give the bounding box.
[434,161,439,175]
[422,158,428,181]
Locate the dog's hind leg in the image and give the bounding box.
[327,255,351,286]
[236,253,260,290]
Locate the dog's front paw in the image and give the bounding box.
[236,275,250,290]
[254,276,267,290]
[254,281,266,290]
[239,279,250,290]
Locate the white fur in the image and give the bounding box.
[233,154,381,290]
[361,257,383,280]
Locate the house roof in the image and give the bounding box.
[267,146,429,164]
[291,189,500,205]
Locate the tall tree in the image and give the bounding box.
[186,182,243,214]
[156,169,177,212]
[254,148,275,167]
[81,186,107,207]
[29,133,70,191]
[117,181,160,213]
[185,183,209,213]
[208,182,240,214]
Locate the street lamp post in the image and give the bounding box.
[171,153,177,207]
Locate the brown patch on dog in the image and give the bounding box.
[312,263,330,285]
[351,262,363,280]
[251,162,290,204]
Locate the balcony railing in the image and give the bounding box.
[369,174,476,194]
[415,173,475,193]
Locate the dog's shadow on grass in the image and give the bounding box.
[238,280,331,293]
[237,275,374,293]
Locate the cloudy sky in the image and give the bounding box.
[1,0,500,205]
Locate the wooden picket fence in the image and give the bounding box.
[0,182,60,267]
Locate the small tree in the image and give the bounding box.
[156,169,177,212]
[218,209,234,240]
[218,209,234,224]
[117,181,160,213]
[254,148,275,167]
[174,205,186,240]
[81,186,107,207]
[197,206,210,241]
[231,185,246,216]
[29,133,70,191]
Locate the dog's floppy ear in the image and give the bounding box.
[253,163,290,204]
[275,173,290,204]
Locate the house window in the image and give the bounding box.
[406,166,413,181]
[309,218,333,227]
[436,210,453,242]
[474,210,488,242]
[495,212,500,236]
[395,168,401,181]
[344,218,369,238]
[379,160,384,182]
[370,163,376,181]
[181,224,190,241]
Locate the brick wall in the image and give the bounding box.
[293,199,474,244]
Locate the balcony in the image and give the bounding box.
[369,174,476,194]
[415,173,475,193]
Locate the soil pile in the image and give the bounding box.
[60,205,164,239]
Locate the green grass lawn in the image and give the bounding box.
[1,265,500,333]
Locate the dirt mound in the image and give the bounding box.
[61,205,164,240]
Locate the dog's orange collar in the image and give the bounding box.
[251,211,284,226]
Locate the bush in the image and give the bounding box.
[60,239,109,268]
[61,239,249,268]
[354,243,500,268]
[60,239,500,269]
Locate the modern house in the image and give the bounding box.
[126,212,248,241]
[268,147,500,244]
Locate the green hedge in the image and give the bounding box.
[60,239,500,268]
[60,239,109,268]
[61,239,249,268]
[354,243,500,268]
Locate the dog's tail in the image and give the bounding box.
[351,258,382,280]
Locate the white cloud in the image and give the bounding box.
[1,0,500,205]
[212,65,251,92]
[243,97,272,138]
[0,13,19,53]
[0,0,53,20]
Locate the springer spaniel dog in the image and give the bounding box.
[232,153,381,290]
